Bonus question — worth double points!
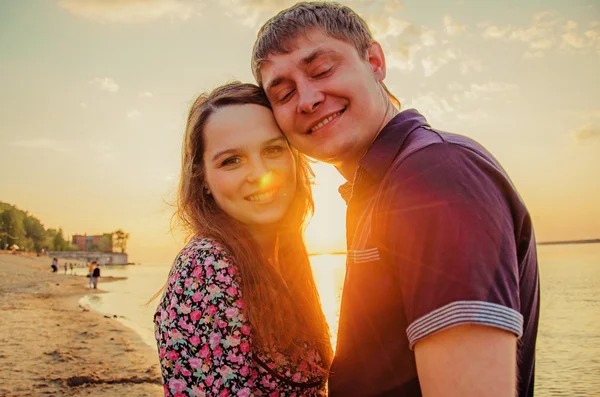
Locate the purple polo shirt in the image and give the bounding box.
[328,109,540,397]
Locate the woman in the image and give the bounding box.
[154,82,332,396]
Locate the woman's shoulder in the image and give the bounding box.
[173,236,235,275]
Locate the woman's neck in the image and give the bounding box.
[246,224,279,269]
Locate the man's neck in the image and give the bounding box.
[336,101,400,183]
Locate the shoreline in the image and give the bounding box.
[0,253,162,397]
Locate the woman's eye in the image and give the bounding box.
[221,157,241,167]
[264,146,284,157]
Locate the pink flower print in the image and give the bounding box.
[218,319,228,328]
[206,266,214,277]
[235,298,244,309]
[217,364,233,379]
[168,308,177,320]
[225,307,239,319]
[213,345,224,358]
[240,341,250,353]
[205,374,214,386]
[209,332,221,346]
[227,266,236,275]
[241,324,251,335]
[269,391,280,397]
[165,350,179,361]
[207,305,217,315]
[226,334,241,347]
[168,378,187,392]
[191,385,206,397]
[181,368,191,377]
[204,256,214,266]
[174,284,183,294]
[199,344,210,358]
[292,372,302,382]
[192,291,203,302]
[184,277,193,288]
[226,350,240,364]
[168,328,183,342]
[188,357,202,369]
[239,364,249,376]
[180,303,191,314]
[174,392,186,397]
[216,259,229,269]
[207,284,221,296]
[237,388,252,397]
[190,310,202,322]
[226,285,238,297]
[216,272,229,283]
[191,265,203,278]
[190,335,201,346]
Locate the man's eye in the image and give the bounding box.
[279,89,295,103]
[221,157,241,167]
[313,68,332,78]
[264,146,284,157]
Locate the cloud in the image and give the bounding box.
[460,58,483,75]
[443,15,466,36]
[482,25,512,39]
[448,81,518,102]
[58,0,204,23]
[571,124,600,141]
[138,91,153,98]
[89,77,119,93]
[481,11,600,56]
[9,138,71,153]
[421,48,458,77]
[89,141,115,160]
[127,109,142,120]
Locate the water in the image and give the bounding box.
[78,244,600,396]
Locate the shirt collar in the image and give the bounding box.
[338,109,430,203]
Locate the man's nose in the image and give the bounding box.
[297,83,324,114]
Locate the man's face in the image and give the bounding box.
[260,29,389,167]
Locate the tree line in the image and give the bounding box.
[0,201,128,253]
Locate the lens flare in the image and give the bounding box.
[259,171,274,190]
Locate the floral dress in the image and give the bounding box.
[154,237,327,397]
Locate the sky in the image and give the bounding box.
[0,0,599,265]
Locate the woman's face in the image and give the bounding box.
[203,104,297,229]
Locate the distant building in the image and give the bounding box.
[72,233,113,252]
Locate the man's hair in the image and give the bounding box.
[252,1,400,106]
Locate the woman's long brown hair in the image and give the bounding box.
[174,82,332,371]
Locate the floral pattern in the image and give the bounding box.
[155,237,326,396]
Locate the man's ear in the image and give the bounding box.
[366,41,387,82]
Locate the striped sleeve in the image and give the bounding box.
[406,301,524,349]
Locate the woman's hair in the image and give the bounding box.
[176,81,332,371]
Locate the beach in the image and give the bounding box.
[0,253,162,397]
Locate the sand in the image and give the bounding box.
[0,253,163,397]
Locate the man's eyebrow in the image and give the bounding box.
[301,48,336,65]
[264,49,336,94]
[266,77,283,94]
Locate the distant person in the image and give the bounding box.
[69,262,74,275]
[51,257,58,273]
[63,262,68,275]
[92,264,100,289]
[88,261,95,288]
[154,82,332,396]
[252,3,540,396]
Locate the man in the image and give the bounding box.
[252,2,539,397]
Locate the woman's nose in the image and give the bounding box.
[246,160,271,186]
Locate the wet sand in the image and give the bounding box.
[0,253,163,397]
